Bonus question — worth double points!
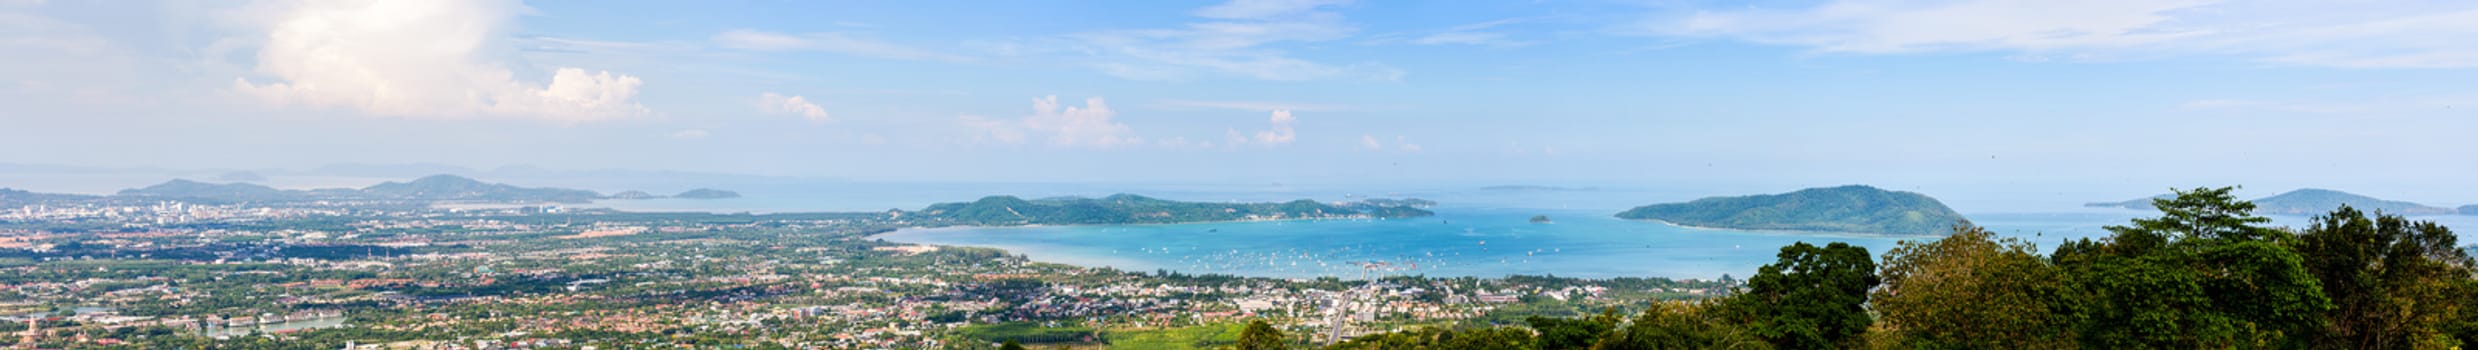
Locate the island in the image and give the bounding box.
[605,190,660,200]
[2464,205,2478,215]
[673,188,743,199]
[1529,215,1552,224]
[2089,188,2453,216]
[901,193,1434,226]
[1614,185,1967,235]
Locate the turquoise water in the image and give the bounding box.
[574,181,2478,280]
[877,206,2152,280]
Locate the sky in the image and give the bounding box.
[4,0,2478,202]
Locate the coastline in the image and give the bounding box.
[1622,218,1943,239]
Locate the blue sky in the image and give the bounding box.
[4,0,2478,201]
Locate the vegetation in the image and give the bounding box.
[1334,185,2478,350]
[1614,185,1966,235]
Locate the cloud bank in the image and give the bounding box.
[231,0,649,122]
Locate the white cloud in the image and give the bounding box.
[1397,137,1423,152]
[669,129,710,140]
[1640,0,2478,68]
[1252,110,1297,145]
[1069,0,1400,81]
[230,0,649,122]
[961,96,1142,148]
[713,29,972,62]
[758,92,831,122]
[1360,134,1382,150]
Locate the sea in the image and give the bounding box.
[18,173,2469,281]
[577,181,2478,280]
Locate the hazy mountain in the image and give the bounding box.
[2463,205,2478,215]
[2085,194,2173,210]
[2251,189,2454,215]
[0,188,99,206]
[116,179,301,202]
[360,175,602,203]
[1616,185,1968,235]
[607,190,660,200]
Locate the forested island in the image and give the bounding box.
[1614,185,1967,235]
[2089,188,2456,215]
[902,194,1434,226]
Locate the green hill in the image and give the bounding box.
[1615,185,1967,235]
[2092,188,2452,216]
[907,194,1433,226]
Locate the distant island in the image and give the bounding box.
[1482,185,1600,192]
[673,188,742,199]
[110,174,608,204]
[901,193,1434,226]
[1529,215,1552,224]
[2088,188,2455,216]
[1615,185,1968,235]
[2464,205,2478,215]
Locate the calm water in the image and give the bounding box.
[565,181,2478,280]
[861,189,2478,280]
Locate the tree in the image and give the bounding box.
[2293,205,2473,349]
[1529,309,1620,350]
[1594,301,1768,350]
[1724,241,1877,349]
[2054,186,2330,348]
[1236,319,1287,350]
[999,339,1026,350]
[1871,225,2080,348]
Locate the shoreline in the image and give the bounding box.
[1621,218,1943,238]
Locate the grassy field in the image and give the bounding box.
[1101,323,1247,350]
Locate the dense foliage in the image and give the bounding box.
[1613,185,1967,235]
[1330,185,2478,350]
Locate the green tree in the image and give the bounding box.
[1528,309,1620,350]
[1236,319,1287,350]
[2053,186,2331,348]
[1000,339,1026,350]
[1871,225,2080,348]
[2293,205,2473,349]
[1594,301,1768,350]
[1723,241,1877,349]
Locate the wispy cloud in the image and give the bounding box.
[1636,0,2478,68]
[713,29,974,63]
[1066,0,1400,81]
[1156,99,1353,112]
[1407,18,1534,48]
